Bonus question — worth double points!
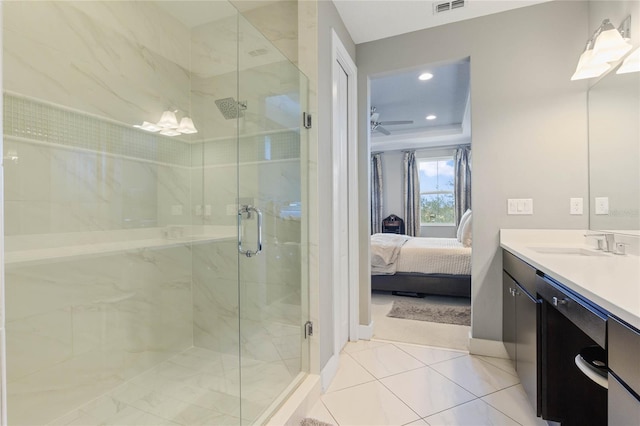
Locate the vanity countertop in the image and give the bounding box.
[500,229,640,330]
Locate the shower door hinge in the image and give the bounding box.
[304,321,313,339]
[303,112,312,129]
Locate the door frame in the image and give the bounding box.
[331,29,359,354]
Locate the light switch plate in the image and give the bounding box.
[508,198,533,215]
[595,197,609,215]
[171,205,183,216]
[570,198,583,215]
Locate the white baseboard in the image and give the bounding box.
[469,335,509,358]
[358,321,374,340]
[320,353,339,392]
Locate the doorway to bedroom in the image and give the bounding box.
[369,58,472,351]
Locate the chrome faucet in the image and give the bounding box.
[584,233,615,252]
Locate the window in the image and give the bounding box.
[418,157,455,225]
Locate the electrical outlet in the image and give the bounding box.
[570,198,583,215]
[595,197,609,215]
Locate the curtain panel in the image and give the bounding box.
[454,146,472,226]
[402,151,420,236]
[371,153,383,234]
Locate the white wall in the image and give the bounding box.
[357,1,590,342]
[316,0,357,372]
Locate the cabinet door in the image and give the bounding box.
[515,283,540,416]
[609,374,640,426]
[503,272,516,361]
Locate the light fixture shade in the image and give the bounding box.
[571,49,611,80]
[159,128,181,136]
[592,28,632,63]
[134,121,162,132]
[617,47,640,74]
[176,117,198,134]
[157,110,178,128]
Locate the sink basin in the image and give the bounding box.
[528,246,610,257]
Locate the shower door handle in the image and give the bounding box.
[238,205,263,258]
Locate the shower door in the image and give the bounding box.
[235,15,309,424]
[191,12,310,425]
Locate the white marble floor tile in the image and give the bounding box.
[326,353,376,393]
[342,339,388,354]
[482,384,547,426]
[349,344,425,379]
[380,366,476,418]
[306,400,337,425]
[430,355,520,397]
[393,342,467,365]
[475,355,518,377]
[424,399,520,425]
[321,381,421,426]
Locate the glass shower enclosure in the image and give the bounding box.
[2,1,308,424]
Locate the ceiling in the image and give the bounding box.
[332,0,551,44]
[334,0,550,152]
[370,59,471,151]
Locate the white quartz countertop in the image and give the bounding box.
[500,229,640,330]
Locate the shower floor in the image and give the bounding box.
[45,342,301,425]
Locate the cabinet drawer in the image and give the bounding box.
[608,374,640,426]
[609,317,640,397]
[503,251,537,295]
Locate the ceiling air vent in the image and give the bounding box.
[433,0,465,14]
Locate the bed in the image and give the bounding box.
[370,233,471,298]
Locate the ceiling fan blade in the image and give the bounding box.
[371,112,380,121]
[379,120,413,125]
[377,126,391,135]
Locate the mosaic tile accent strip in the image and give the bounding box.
[198,131,300,166]
[3,93,192,166]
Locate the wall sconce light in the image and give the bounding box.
[571,16,633,80]
[617,47,640,74]
[134,110,198,136]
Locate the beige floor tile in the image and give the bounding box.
[322,381,420,426]
[393,342,467,365]
[475,355,518,377]
[380,366,476,417]
[349,344,425,379]
[326,352,376,393]
[430,355,520,397]
[342,339,388,354]
[424,399,520,425]
[306,400,338,425]
[482,384,547,426]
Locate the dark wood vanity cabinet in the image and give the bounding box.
[608,316,640,425]
[502,251,540,415]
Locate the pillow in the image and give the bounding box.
[457,209,472,242]
[461,214,472,247]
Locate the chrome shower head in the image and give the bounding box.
[214,97,246,120]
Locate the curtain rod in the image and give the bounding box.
[371,143,470,155]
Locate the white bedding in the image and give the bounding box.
[371,233,471,276]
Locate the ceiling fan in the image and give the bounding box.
[370,106,414,135]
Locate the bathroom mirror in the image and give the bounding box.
[588,67,640,235]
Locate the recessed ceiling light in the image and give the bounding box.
[418,72,433,81]
[426,115,437,120]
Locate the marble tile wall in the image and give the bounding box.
[5,245,193,425]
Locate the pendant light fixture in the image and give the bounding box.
[571,16,633,81]
[617,47,640,74]
[134,110,198,136]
